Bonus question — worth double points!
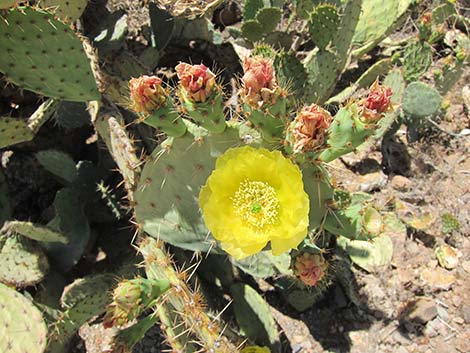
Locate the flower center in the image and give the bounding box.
[232,180,279,229]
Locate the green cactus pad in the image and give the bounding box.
[0,7,99,101]
[403,81,442,118]
[324,192,383,241]
[231,283,280,349]
[180,91,226,134]
[43,188,90,271]
[3,221,69,244]
[337,234,393,272]
[319,105,375,163]
[0,99,58,148]
[144,98,187,137]
[256,7,282,33]
[308,4,339,50]
[36,150,78,183]
[0,235,49,287]
[304,50,339,103]
[233,251,291,278]
[241,20,264,42]
[334,0,362,65]
[274,51,307,96]
[283,283,329,312]
[0,283,48,353]
[403,41,433,82]
[301,163,334,230]
[43,0,88,21]
[244,0,264,20]
[0,169,11,228]
[135,127,247,252]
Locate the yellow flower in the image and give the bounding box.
[241,346,271,353]
[199,146,309,259]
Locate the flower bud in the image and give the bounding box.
[241,56,277,106]
[175,63,216,103]
[294,253,328,287]
[290,104,332,153]
[359,79,393,122]
[129,75,167,114]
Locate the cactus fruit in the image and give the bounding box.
[103,277,170,328]
[0,234,49,287]
[129,75,187,137]
[0,283,48,353]
[0,7,99,101]
[293,252,328,287]
[175,63,226,134]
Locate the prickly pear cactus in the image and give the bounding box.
[0,6,99,101]
[0,235,49,287]
[43,0,88,21]
[0,283,48,353]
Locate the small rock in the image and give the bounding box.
[435,244,459,269]
[436,305,449,321]
[391,175,413,191]
[453,316,464,325]
[425,318,449,337]
[347,171,387,192]
[421,268,456,290]
[462,305,470,324]
[455,331,470,353]
[401,297,437,324]
[462,260,470,274]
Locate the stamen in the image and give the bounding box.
[232,180,279,229]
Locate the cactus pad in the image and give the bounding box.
[256,7,282,33]
[308,4,339,50]
[0,235,49,287]
[135,128,246,251]
[403,81,442,118]
[0,7,99,101]
[241,20,264,42]
[43,0,88,21]
[0,283,48,353]
[3,220,69,244]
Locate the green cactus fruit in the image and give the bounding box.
[103,277,170,328]
[0,99,58,149]
[2,221,69,244]
[319,104,375,163]
[179,90,226,133]
[308,4,339,50]
[244,95,288,144]
[0,169,10,228]
[0,283,48,353]
[403,81,442,118]
[143,97,187,137]
[134,125,251,252]
[233,251,291,278]
[231,283,280,350]
[0,235,49,287]
[0,7,99,101]
[43,0,88,21]
[36,150,78,183]
[403,41,433,82]
[324,192,383,241]
[43,188,90,271]
[256,7,282,33]
[301,163,335,230]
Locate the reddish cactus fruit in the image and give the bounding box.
[129,75,167,114]
[293,253,328,287]
[241,56,278,106]
[359,79,393,122]
[175,63,216,103]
